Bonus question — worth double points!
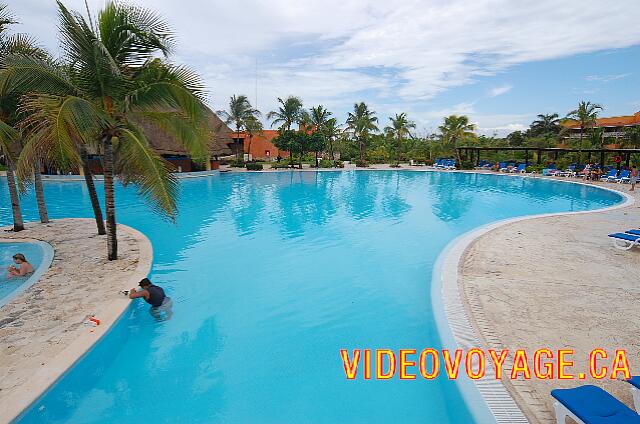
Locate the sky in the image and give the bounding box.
[9,0,640,136]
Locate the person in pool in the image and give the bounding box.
[7,253,34,278]
[128,278,173,320]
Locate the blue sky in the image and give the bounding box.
[11,0,640,136]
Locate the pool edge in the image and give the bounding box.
[0,239,54,308]
[2,222,153,424]
[431,178,634,424]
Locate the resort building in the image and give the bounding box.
[562,111,640,141]
[231,130,290,161]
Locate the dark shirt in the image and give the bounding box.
[145,285,166,308]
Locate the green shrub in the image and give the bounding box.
[318,159,334,168]
[390,163,401,168]
[334,160,344,168]
[271,162,292,169]
[355,159,369,168]
[459,160,475,170]
[246,163,263,171]
[229,159,245,168]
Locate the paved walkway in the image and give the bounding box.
[458,180,640,423]
[0,219,152,422]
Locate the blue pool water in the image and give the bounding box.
[0,241,49,307]
[3,171,622,423]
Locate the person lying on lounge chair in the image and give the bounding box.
[7,253,34,278]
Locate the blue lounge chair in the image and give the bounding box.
[600,169,618,182]
[627,376,640,413]
[512,163,526,173]
[616,170,631,183]
[552,385,640,424]
[608,232,640,250]
[626,229,640,236]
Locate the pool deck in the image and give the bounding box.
[455,178,640,424]
[0,219,152,423]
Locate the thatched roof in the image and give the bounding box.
[139,108,233,157]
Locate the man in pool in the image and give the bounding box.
[7,253,34,278]
[128,278,173,320]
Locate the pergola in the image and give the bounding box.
[457,146,640,171]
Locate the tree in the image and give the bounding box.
[346,102,378,164]
[506,130,525,146]
[438,115,476,165]
[6,1,210,260]
[384,113,415,166]
[306,105,332,166]
[217,95,259,162]
[530,113,561,137]
[0,4,50,231]
[323,118,340,161]
[267,96,303,166]
[243,114,263,162]
[566,101,602,165]
[307,132,325,167]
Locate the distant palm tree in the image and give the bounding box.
[0,3,51,231]
[218,95,259,162]
[243,114,263,161]
[267,96,303,166]
[566,101,602,164]
[385,113,415,166]
[438,115,476,165]
[530,113,561,137]
[307,105,332,166]
[6,1,210,260]
[346,102,378,164]
[323,118,340,161]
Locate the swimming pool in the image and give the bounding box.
[3,171,622,423]
[0,241,53,308]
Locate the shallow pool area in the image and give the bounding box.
[1,171,623,423]
[0,241,53,308]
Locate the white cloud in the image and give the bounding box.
[585,73,631,82]
[488,84,513,98]
[8,0,640,133]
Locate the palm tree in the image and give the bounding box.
[217,95,259,162]
[0,4,53,231]
[530,113,561,137]
[385,113,415,166]
[267,96,303,166]
[307,105,332,167]
[243,114,263,161]
[6,1,209,260]
[323,118,340,161]
[438,115,476,165]
[566,101,602,165]
[346,102,378,164]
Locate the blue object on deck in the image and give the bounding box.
[608,232,640,242]
[515,164,526,172]
[551,385,640,423]
[626,229,640,236]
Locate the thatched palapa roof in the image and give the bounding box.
[138,107,233,157]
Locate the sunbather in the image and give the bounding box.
[7,253,34,278]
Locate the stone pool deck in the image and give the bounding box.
[458,179,640,424]
[0,219,152,423]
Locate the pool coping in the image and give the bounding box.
[0,239,54,309]
[430,176,634,424]
[1,221,153,424]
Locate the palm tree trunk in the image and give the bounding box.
[453,138,462,165]
[329,139,334,162]
[578,127,583,167]
[236,127,241,162]
[102,136,117,260]
[6,161,24,232]
[359,138,364,162]
[80,145,106,235]
[248,135,253,162]
[315,151,319,167]
[33,158,49,223]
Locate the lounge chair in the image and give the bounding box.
[600,169,618,182]
[608,232,640,250]
[444,159,456,170]
[616,170,631,183]
[511,164,526,173]
[551,385,640,424]
[627,377,640,413]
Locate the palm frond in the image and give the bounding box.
[0,54,78,98]
[0,118,18,160]
[114,124,178,220]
